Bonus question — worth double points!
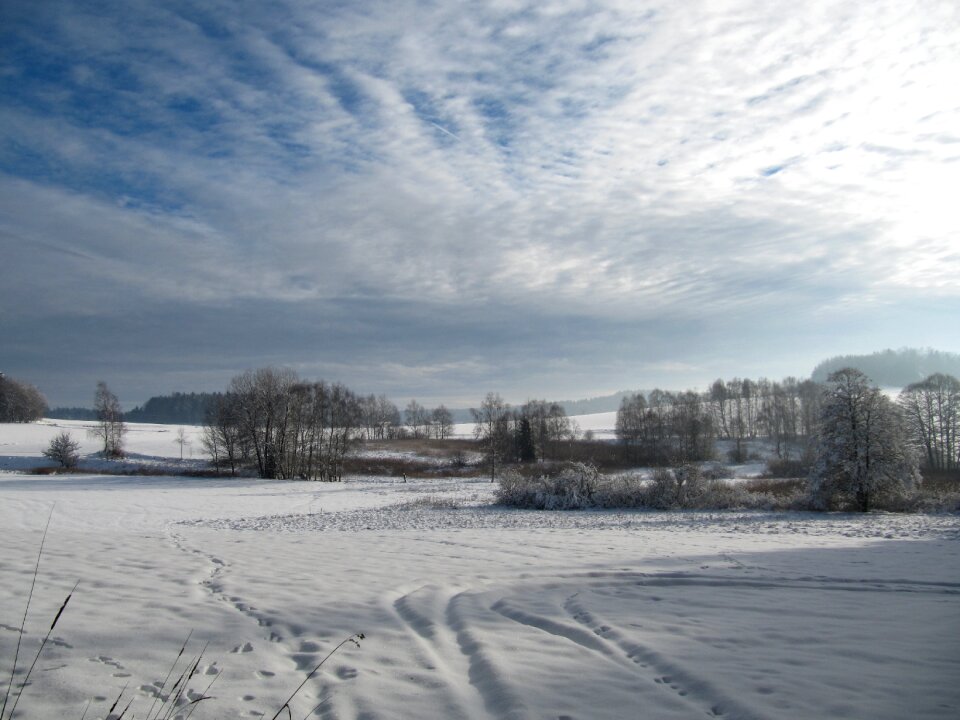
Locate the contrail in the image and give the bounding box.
[429,121,461,141]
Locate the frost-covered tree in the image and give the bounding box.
[809,368,919,511]
[43,431,80,468]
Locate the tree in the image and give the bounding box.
[91,381,126,458]
[219,369,361,481]
[229,367,297,479]
[471,392,512,481]
[514,415,536,463]
[431,405,454,439]
[898,373,959,471]
[0,374,46,422]
[809,368,919,511]
[175,427,191,460]
[43,431,81,468]
[203,393,246,476]
[671,390,714,462]
[404,400,430,439]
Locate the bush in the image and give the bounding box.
[42,431,81,468]
[593,474,647,508]
[495,462,600,509]
[497,462,806,511]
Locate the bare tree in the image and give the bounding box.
[671,390,714,462]
[203,393,246,476]
[405,400,430,439]
[174,427,191,460]
[472,392,512,481]
[219,370,360,481]
[229,367,297,479]
[431,404,454,439]
[615,393,650,458]
[898,373,959,471]
[91,381,126,457]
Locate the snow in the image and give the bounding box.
[452,411,619,440]
[1,421,959,720]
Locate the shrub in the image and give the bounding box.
[644,467,679,509]
[42,431,81,468]
[593,474,647,508]
[495,462,600,509]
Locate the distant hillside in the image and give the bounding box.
[811,348,960,387]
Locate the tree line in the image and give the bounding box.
[616,376,822,464]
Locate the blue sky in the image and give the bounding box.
[2,0,958,408]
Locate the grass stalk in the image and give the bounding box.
[269,633,363,720]
[2,507,54,720]
[7,581,79,719]
[144,631,193,720]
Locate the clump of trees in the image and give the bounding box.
[0,374,46,422]
[471,394,574,480]
[357,394,402,440]
[203,368,362,480]
[90,381,126,458]
[615,377,824,466]
[898,373,959,472]
[615,389,716,464]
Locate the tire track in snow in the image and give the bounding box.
[446,591,528,720]
[564,593,763,720]
[388,584,483,720]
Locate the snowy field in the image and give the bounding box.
[1,422,959,719]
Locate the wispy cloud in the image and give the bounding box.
[1,0,958,405]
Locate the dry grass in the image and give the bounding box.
[742,477,807,497]
[347,438,484,478]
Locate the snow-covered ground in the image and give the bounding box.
[1,421,958,720]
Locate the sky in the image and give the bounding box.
[1,0,958,409]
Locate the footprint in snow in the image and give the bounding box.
[335,666,358,680]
